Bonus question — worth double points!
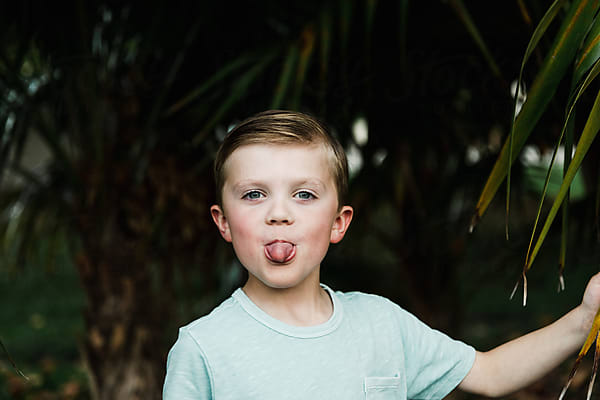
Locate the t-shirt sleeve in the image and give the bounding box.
[163,327,213,400]
[389,300,475,400]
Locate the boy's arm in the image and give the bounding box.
[458,272,600,398]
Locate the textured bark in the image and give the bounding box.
[76,244,166,400]
[70,154,216,399]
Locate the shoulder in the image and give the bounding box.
[184,295,239,328]
[332,289,415,325]
[332,289,426,332]
[166,293,246,372]
[334,289,403,313]
[181,294,245,342]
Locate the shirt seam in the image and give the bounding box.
[183,328,215,400]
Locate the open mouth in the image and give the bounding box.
[264,240,296,263]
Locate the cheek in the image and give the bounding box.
[226,209,261,242]
[229,220,253,240]
[304,212,337,242]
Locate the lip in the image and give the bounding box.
[264,240,296,264]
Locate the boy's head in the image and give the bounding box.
[214,110,348,209]
[210,110,354,293]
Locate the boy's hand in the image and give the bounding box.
[578,272,600,334]
[459,272,600,397]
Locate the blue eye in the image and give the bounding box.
[295,191,315,200]
[243,191,264,200]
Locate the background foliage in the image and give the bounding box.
[1,1,599,399]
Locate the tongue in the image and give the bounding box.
[265,242,294,263]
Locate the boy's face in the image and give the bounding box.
[211,143,353,293]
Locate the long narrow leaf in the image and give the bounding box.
[560,309,600,400]
[291,25,316,109]
[559,115,575,292]
[521,0,568,68]
[526,88,600,270]
[397,0,409,77]
[596,165,600,241]
[470,0,600,231]
[366,0,377,43]
[164,56,252,117]
[587,336,600,400]
[149,21,201,126]
[516,0,533,26]
[270,45,299,109]
[525,55,600,257]
[522,138,563,273]
[574,14,600,85]
[319,6,332,79]
[0,338,28,379]
[516,61,600,302]
[506,0,568,238]
[318,7,332,111]
[448,0,502,78]
[365,0,377,63]
[192,54,275,145]
[338,0,353,54]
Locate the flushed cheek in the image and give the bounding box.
[302,219,336,249]
[226,213,263,255]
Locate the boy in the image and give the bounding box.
[163,109,600,399]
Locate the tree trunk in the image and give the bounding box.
[76,238,169,400]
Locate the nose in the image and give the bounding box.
[266,197,294,225]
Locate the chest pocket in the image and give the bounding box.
[364,376,404,400]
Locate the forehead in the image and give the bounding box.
[222,143,336,184]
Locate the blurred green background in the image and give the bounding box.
[1,1,600,399]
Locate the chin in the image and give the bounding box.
[260,278,300,290]
[256,272,309,291]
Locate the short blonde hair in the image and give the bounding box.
[214,110,348,208]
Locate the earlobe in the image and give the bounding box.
[210,205,232,242]
[330,206,353,244]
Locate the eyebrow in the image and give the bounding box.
[294,179,327,190]
[229,180,264,193]
[230,178,328,192]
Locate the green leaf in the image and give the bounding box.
[397,0,409,75]
[470,0,600,231]
[319,6,332,76]
[318,7,332,110]
[192,54,276,145]
[526,87,600,270]
[521,0,568,69]
[574,14,600,86]
[559,309,600,400]
[164,56,253,117]
[506,0,568,238]
[558,114,575,291]
[0,338,28,380]
[448,0,502,78]
[520,59,600,285]
[271,45,299,109]
[513,58,600,303]
[339,0,353,53]
[365,0,377,54]
[596,165,600,240]
[291,25,316,109]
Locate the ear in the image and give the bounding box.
[330,206,353,244]
[210,205,232,242]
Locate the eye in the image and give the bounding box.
[294,191,315,200]
[242,190,264,200]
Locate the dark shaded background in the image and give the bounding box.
[1,1,600,399]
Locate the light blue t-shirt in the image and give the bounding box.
[163,285,475,400]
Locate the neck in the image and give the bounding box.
[242,275,333,327]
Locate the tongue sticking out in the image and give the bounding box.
[264,242,295,263]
